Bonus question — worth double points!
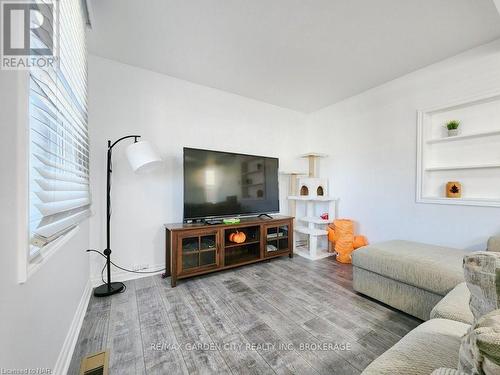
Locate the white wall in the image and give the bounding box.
[88,40,500,279]
[307,39,500,250]
[88,56,308,279]
[0,72,91,370]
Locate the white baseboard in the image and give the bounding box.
[53,279,92,375]
[91,263,166,287]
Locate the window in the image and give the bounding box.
[28,0,90,258]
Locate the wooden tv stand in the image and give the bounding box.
[164,215,293,287]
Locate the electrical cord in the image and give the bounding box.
[100,262,106,285]
[97,261,126,294]
[87,249,163,295]
[87,249,166,274]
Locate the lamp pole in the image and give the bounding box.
[94,135,141,297]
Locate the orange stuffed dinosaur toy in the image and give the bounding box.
[327,219,368,264]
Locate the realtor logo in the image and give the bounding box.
[1,0,59,69]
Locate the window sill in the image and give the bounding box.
[23,225,81,283]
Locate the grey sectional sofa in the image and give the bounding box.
[353,236,500,374]
[352,240,469,320]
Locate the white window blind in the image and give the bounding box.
[29,0,90,257]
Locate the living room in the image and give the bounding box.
[1,1,500,374]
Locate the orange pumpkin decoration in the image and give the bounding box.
[229,230,246,244]
[353,235,368,249]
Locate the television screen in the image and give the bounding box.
[183,148,279,220]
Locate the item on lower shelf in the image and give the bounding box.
[266,244,278,252]
[446,181,462,198]
[327,219,368,264]
[229,230,246,243]
[201,238,216,249]
[320,213,328,220]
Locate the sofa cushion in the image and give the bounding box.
[361,318,470,375]
[353,240,469,296]
[430,282,474,325]
[463,252,500,321]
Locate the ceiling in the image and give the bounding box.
[87,0,500,113]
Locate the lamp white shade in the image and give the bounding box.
[126,140,162,173]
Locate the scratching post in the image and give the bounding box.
[305,153,324,178]
[281,171,306,227]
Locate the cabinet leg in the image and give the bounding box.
[289,251,293,258]
[171,277,177,288]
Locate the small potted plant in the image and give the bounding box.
[445,120,460,137]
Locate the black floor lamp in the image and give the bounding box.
[93,135,162,297]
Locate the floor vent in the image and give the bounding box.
[80,351,109,375]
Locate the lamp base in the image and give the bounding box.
[93,282,125,297]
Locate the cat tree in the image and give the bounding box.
[286,153,337,260]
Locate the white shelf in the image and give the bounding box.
[288,195,337,201]
[297,217,332,224]
[425,163,500,171]
[294,226,328,236]
[419,197,500,208]
[427,129,500,144]
[294,246,334,260]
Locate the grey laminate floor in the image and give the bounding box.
[68,255,420,375]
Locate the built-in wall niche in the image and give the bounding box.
[417,92,500,207]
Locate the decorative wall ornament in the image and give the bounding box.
[446,181,462,198]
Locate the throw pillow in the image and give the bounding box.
[463,252,500,321]
[458,309,500,375]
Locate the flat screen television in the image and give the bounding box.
[183,148,279,220]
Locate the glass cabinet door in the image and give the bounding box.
[278,225,289,251]
[179,232,219,273]
[265,224,289,256]
[182,237,199,270]
[200,234,217,266]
